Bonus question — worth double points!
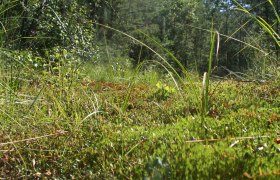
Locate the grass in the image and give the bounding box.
[0,60,279,178]
[0,1,279,178]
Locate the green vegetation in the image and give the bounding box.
[0,0,279,179]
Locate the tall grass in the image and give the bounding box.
[201,26,218,118]
[91,22,204,116]
[234,0,279,77]
[235,0,279,47]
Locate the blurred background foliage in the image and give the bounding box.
[0,0,279,76]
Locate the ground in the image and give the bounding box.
[0,70,279,179]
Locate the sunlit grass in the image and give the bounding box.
[0,64,279,178]
[0,0,279,178]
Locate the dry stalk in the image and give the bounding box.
[0,130,67,147]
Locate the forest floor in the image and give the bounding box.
[0,67,279,179]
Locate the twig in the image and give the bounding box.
[0,130,67,147]
[0,149,15,152]
[185,135,278,143]
[220,66,248,81]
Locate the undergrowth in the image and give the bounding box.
[0,62,279,178]
[0,1,279,179]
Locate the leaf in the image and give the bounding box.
[55,52,60,59]
[156,81,163,89]
[274,139,280,144]
[243,172,254,179]
[44,170,52,176]
[269,113,279,121]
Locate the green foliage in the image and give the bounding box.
[0,0,279,179]
[0,55,279,178]
[153,81,176,100]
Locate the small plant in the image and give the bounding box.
[154,81,176,100]
[201,23,219,118]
